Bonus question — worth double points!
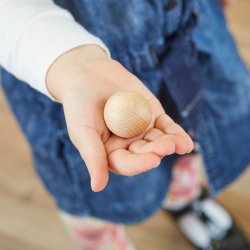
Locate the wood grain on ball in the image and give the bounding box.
[104,91,152,138]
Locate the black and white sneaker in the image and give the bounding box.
[163,189,250,250]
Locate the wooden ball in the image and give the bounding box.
[104,91,152,138]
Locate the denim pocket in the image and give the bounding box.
[160,14,203,138]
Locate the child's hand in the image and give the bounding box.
[47,45,194,192]
[220,0,237,11]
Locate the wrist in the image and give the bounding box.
[46,44,109,102]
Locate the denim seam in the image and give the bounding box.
[199,109,227,195]
[180,89,203,117]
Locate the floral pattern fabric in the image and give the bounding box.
[59,211,135,250]
[162,154,202,210]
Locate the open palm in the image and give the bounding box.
[61,59,193,192]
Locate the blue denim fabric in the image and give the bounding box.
[1,0,250,224]
[192,0,250,194]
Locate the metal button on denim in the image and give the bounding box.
[165,0,178,11]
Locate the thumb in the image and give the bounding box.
[74,127,109,192]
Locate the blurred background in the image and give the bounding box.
[0,1,250,249]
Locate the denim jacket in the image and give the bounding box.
[1,0,250,223]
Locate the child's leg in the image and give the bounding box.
[162,154,248,250]
[58,211,135,250]
[162,153,202,211]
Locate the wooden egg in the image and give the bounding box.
[104,91,152,138]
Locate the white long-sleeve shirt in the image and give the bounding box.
[0,0,110,99]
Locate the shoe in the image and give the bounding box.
[163,189,250,250]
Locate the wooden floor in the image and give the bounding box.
[0,1,250,249]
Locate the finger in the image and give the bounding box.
[105,129,175,158]
[145,132,189,155]
[104,134,129,156]
[128,140,148,153]
[108,149,161,176]
[74,127,109,192]
[155,114,194,153]
[144,128,189,155]
[168,136,189,155]
[128,139,175,157]
[144,128,165,141]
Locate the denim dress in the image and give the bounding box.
[1,0,250,224]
